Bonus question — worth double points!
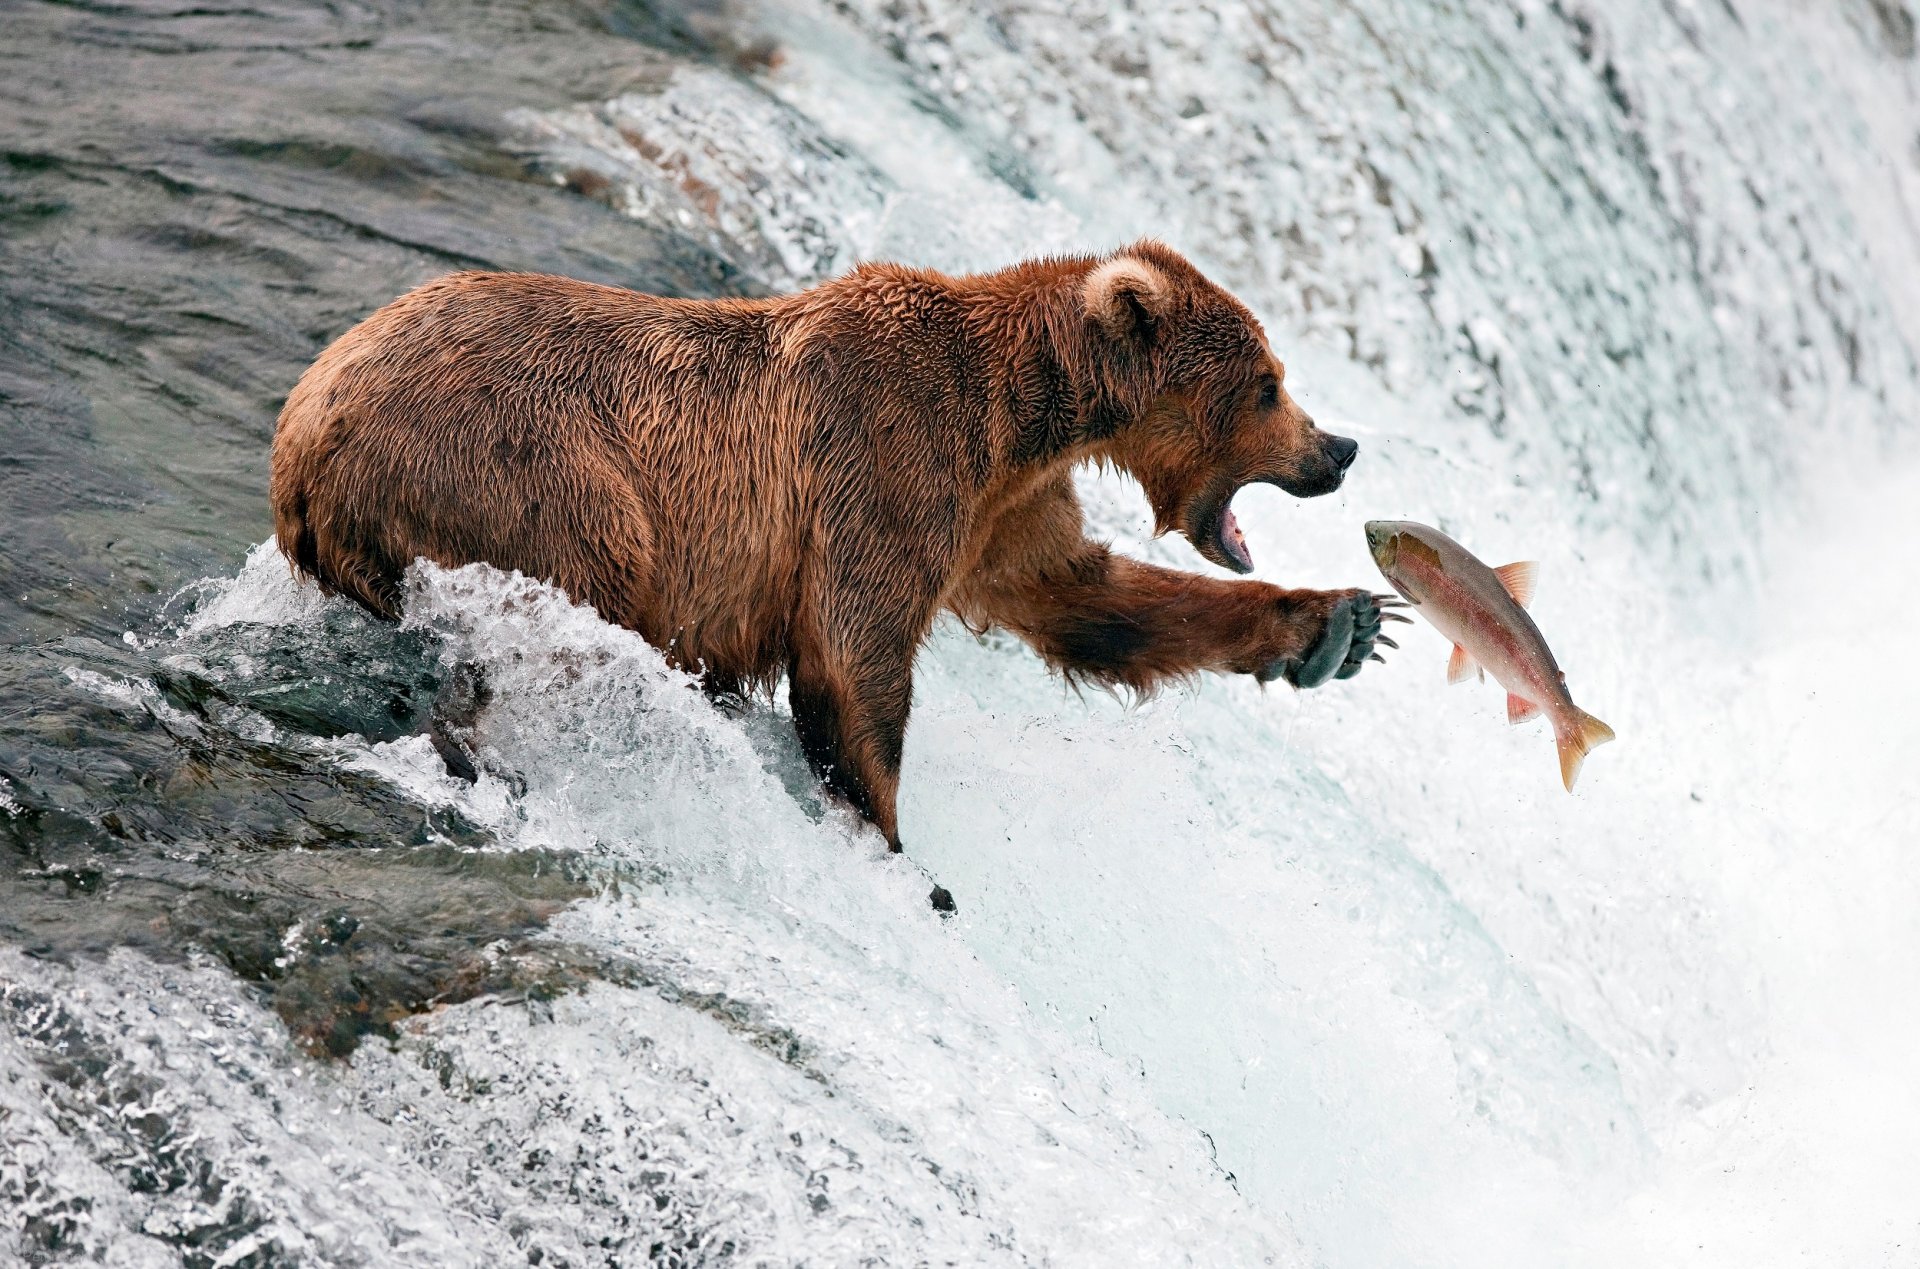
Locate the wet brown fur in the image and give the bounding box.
[270,242,1366,848]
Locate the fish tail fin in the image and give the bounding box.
[1555,709,1616,792]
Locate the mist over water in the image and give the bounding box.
[3,1,1918,1265]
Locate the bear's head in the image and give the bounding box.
[1079,242,1358,574]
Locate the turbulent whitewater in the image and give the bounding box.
[3,1,1918,1265]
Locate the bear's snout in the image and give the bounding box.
[1274,430,1358,498]
[1324,434,1359,472]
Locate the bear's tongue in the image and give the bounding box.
[1219,505,1253,571]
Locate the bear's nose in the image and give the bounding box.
[1325,434,1359,471]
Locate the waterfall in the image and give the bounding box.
[4,1,1917,1264]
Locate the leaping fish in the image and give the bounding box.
[1365,520,1615,791]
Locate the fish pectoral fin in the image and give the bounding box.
[1506,693,1542,724]
[1494,560,1538,608]
[1555,708,1617,792]
[1446,644,1479,685]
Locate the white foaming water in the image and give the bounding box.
[23,554,1300,1265]
[10,1,1920,1264]
[26,465,1914,1264]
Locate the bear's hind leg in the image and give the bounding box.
[426,660,490,783]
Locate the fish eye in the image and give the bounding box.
[1257,379,1279,411]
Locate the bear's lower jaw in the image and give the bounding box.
[1216,505,1254,572]
[1191,488,1255,574]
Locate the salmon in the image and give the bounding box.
[1364,520,1615,791]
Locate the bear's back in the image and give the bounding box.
[270,272,810,672]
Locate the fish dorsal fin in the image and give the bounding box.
[1489,560,1536,606]
[1507,693,1542,725]
[1494,561,1538,608]
[1447,643,1480,685]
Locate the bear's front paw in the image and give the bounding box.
[1257,589,1408,688]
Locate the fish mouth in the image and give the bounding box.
[1193,484,1255,573]
[1364,520,1394,566]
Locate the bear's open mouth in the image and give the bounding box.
[1207,488,1254,573]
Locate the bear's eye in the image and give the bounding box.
[1257,380,1279,411]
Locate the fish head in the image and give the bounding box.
[1364,520,1398,566]
[1097,254,1359,575]
[1363,520,1438,600]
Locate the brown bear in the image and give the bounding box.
[270,241,1401,854]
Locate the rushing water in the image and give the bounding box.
[3,1,1918,1265]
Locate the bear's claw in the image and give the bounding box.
[1261,590,1394,687]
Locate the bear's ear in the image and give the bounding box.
[1083,256,1169,345]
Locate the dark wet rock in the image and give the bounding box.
[162,605,448,743]
[175,846,599,1058]
[0,631,611,1057]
